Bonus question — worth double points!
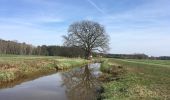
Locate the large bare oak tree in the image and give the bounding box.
[63,20,109,59]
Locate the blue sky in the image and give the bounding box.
[0,0,170,56]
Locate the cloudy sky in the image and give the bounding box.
[0,0,170,56]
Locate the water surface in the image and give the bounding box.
[0,63,101,100]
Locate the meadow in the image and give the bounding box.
[0,55,88,86]
[0,55,170,100]
[100,58,170,100]
[119,59,170,67]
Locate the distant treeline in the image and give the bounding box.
[105,54,170,60]
[0,39,84,57]
[105,54,149,59]
[155,56,170,60]
[1,39,170,60]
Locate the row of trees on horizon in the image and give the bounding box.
[0,38,170,60]
[106,54,170,60]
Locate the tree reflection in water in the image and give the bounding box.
[62,64,101,100]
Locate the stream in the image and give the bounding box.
[0,63,102,100]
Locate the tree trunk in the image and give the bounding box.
[85,50,92,60]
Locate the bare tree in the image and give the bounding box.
[63,20,109,59]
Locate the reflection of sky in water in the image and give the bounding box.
[89,63,102,77]
[0,63,101,100]
[0,73,68,100]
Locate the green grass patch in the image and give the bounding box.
[101,58,170,100]
[0,55,88,85]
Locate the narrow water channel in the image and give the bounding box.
[0,63,102,100]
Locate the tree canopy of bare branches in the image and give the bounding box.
[63,20,109,59]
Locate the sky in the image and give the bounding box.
[0,0,170,56]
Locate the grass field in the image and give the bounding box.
[101,58,170,100]
[119,59,170,67]
[1,55,170,99]
[0,55,88,85]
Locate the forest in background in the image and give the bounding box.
[0,39,85,57]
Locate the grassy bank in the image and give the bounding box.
[100,58,170,100]
[0,55,88,86]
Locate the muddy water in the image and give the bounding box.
[0,63,101,100]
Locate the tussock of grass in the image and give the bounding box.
[100,59,109,72]
[0,71,15,82]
